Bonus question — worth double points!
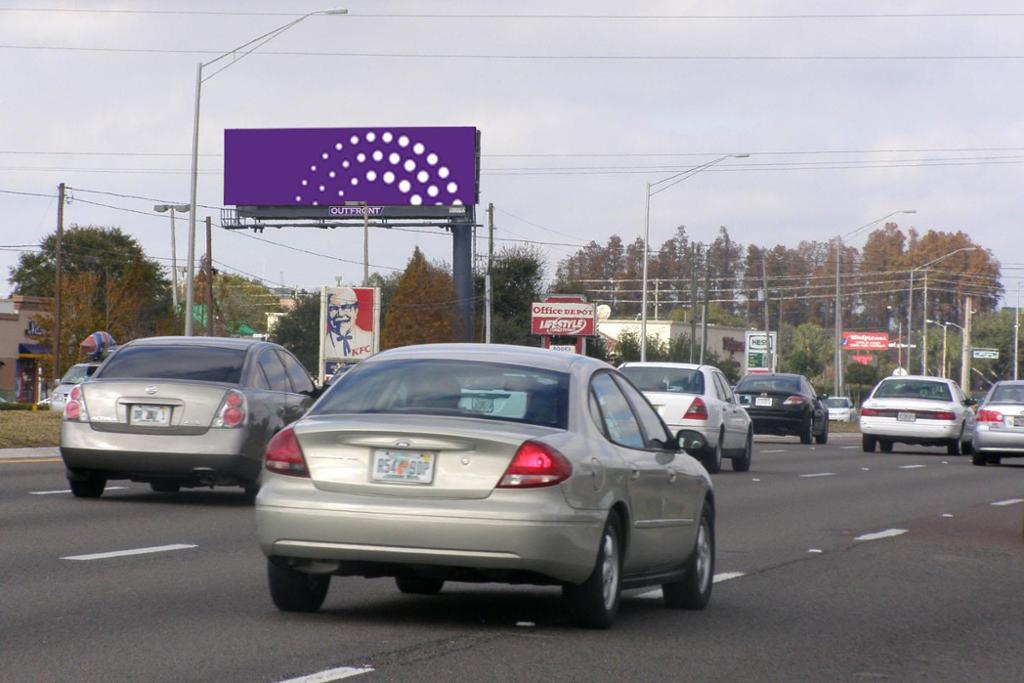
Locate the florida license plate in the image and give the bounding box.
[897,411,916,422]
[372,450,436,484]
[130,404,170,426]
[755,397,773,407]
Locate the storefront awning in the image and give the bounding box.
[18,342,50,358]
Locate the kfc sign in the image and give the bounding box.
[530,302,597,337]
[842,331,889,351]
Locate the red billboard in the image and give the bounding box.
[530,301,597,337]
[842,331,889,351]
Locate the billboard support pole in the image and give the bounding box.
[452,214,475,342]
[485,202,494,344]
[362,206,369,286]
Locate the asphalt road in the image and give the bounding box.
[2,435,1023,682]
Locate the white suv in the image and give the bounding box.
[860,375,975,455]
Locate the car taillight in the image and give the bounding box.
[63,385,88,422]
[264,427,309,477]
[682,397,708,420]
[918,411,956,420]
[497,441,572,488]
[783,395,807,406]
[861,407,879,416]
[213,389,246,428]
[976,409,1003,423]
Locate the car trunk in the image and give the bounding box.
[80,379,232,434]
[294,414,556,500]
[642,391,701,425]
[737,390,800,410]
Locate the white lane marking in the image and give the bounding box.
[942,514,954,518]
[941,461,949,464]
[799,472,836,478]
[991,498,1024,507]
[841,446,857,450]
[277,666,374,683]
[855,528,908,542]
[637,571,747,599]
[61,544,197,561]
[899,465,926,469]
[860,467,871,471]
[515,621,535,628]
[761,449,786,453]
[808,549,823,554]
[30,486,128,495]
[752,478,761,482]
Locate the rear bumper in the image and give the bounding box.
[745,408,807,435]
[860,417,962,444]
[255,478,606,584]
[973,425,1024,453]
[60,421,257,483]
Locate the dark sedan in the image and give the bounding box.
[735,373,828,444]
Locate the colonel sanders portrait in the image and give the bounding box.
[324,287,375,359]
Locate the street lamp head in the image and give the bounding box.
[902,209,917,214]
[154,204,170,213]
[154,204,191,213]
[173,204,191,213]
[731,153,751,159]
[322,8,349,14]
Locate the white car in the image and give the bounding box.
[824,397,857,422]
[619,362,753,473]
[859,375,976,454]
[971,380,1024,466]
[49,362,101,412]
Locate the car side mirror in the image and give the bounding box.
[964,397,977,406]
[819,393,829,401]
[676,429,708,456]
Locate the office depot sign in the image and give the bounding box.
[530,302,597,336]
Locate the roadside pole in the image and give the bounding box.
[960,295,972,390]
[485,202,494,343]
[763,259,772,372]
[53,182,65,383]
[205,216,214,336]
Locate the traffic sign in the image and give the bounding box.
[972,348,999,360]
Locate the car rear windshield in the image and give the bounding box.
[873,380,952,401]
[989,385,1024,404]
[619,366,704,394]
[97,345,246,384]
[61,364,98,384]
[312,359,570,429]
[736,376,801,394]
[824,398,851,408]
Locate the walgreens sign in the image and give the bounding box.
[842,331,890,351]
[530,302,597,337]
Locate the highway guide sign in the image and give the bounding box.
[972,348,999,360]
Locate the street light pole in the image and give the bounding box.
[184,8,347,335]
[154,203,190,310]
[833,209,914,396]
[907,246,978,375]
[640,153,748,362]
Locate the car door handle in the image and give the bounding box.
[630,467,640,480]
[667,469,677,484]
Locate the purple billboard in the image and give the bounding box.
[224,126,478,207]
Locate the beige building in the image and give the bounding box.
[0,296,51,403]
[597,318,754,367]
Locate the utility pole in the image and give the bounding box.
[1014,282,1020,381]
[834,238,842,395]
[689,244,699,363]
[205,216,214,336]
[777,286,784,373]
[362,205,369,286]
[921,269,929,375]
[763,258,771,372]
[700,257,710,364]
[485,202,494,343]
[961,295,973,391]
[53,182,65,383]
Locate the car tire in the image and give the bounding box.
[799,417,813,445]
[267,558,330,613]
[395,576,445,595]
[815,419,829,445]
[150,482,180,493]
[961,439,974,455]
[946,439,961,456]
[971,450,987,466]
[242,482,260,502]
[732,430,753,472]
[879,440,893,453]
[69,471,106,499]
[702,434,723,474]
[563,513,623,629]
[988,455,1002,465]
[862,434,877,452]
[663,500,714,610]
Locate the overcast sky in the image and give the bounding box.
[2,0,1022,312]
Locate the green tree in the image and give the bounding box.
[474,245,545,346]
[381,247,459,349]
[269,291,320,372]
[783,323,832,380]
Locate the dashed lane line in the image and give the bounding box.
[899,464,927,469]
[277,666,374,683]
[799,472,836,478]
[991,498,1024,507]
[854,528,908,542]
[637,572,746,599]
[841,446,857,450]
[761,449,786,453]
[61,544,197,561]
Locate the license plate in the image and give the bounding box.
[897,411,916,422]
[372,450,435,484]
[1011,415,1022,428]
[755,397,773,407]
[130,404,170,426]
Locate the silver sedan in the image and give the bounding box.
[971,380,1024,466]
[256,344,715,629]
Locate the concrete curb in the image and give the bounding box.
[0,446,60,460]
